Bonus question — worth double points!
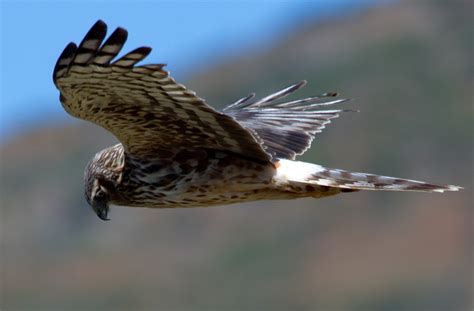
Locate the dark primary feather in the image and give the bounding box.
[54,20,271,162]
[224,81,352,160]
[113,46,152,67]
[74,20,108,65]
[53,42,77,87]
[93,26,128,65]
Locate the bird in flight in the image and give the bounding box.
[53,20,461,220]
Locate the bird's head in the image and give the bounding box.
[84,145,124,221]
[85,177,111,220]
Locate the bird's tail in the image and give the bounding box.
[275,159,462,193]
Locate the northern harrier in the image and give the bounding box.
[54,20,461,220]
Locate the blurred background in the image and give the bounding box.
[1,0,472,310]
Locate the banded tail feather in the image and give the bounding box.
[275,159,462,193]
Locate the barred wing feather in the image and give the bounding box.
[54,20,270,162]
[224,81,352,160]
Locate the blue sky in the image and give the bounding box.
[1,0,383,141]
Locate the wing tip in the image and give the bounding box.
[74,20,108,64]
[54,20,109,85]
[89,19,107,34]
[113,46,152,67]
[297,80,307,88]
[137,46,152,54]
[53,42,78,87]
[92,25,128,65]
[80,19,108,47]
[287,80,307,93]
[94,19,107,28]
[54,20,158,79]
[105,26,128,45]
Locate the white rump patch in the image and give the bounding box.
[273,159,325,185]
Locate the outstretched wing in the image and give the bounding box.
[54,20,270,162]
[223,81,352,160]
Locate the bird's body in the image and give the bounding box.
[86,145,342,210]
[55,20,460,220]
[110,146,279,208]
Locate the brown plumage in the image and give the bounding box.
[54,20,461,220]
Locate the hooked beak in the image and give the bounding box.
[92,200,110,221]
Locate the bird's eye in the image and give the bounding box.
[95,190,105,199]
